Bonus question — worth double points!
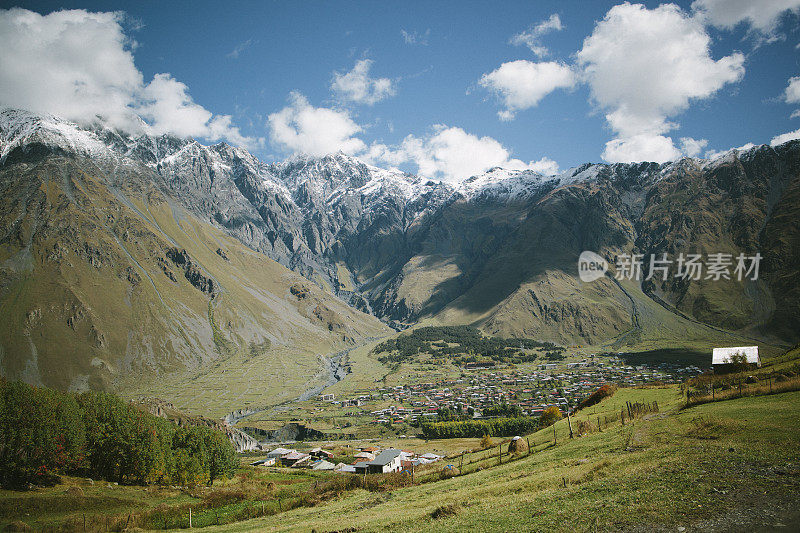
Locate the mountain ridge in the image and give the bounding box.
[1,108,797,395]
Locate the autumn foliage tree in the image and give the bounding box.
[539,406,562,427]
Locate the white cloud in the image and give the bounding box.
[227,38,254,59]
[268,92,366,156]
[603,135,708,163]
[577,3,745,163]
[331,59,395,106]
[602,134,682,164]
[0,8,255,148]
[517,156,560,175]
[769,75,800,145]
[401,28,430,45]
[367,125,559,182]
[679,137,709,158]
[509,14,563,57]
[692,0,800,34]
[784,76,800,104]
[0,8,142,132]
[479,60,575,120]
[771,128,800,145]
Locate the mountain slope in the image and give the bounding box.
[0,110,389,412]
[2,108,797,389]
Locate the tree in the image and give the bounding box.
[730,351,750,373]
[202,427,238,485]
[172,427,210,487]
[0,380,86,488]
[539,406,562,428]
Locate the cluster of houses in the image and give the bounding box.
[250,445,443,474]
[324,358,703,424]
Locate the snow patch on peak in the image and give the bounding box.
[0,108,108,163]
[556,163,607,186]
[456,166,553,200]
[271,151,428,205]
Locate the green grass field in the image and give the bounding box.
[3,384,798,531]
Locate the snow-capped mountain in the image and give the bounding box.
[3,108,799,344]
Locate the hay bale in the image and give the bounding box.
[431,504,459,519]
[508,436,527,454]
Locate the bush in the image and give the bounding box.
[539,406,562,427]
[578,384,618,410]
[576,420,594,436]
[480,434,493,449]
[482,403,523,418]
[0,380,85,488]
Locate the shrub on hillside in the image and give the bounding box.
[578,384,618,410]
[0,380,85,488]
[539,406,562,427]
[577,420,594,436]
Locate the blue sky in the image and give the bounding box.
[2,1,800,181]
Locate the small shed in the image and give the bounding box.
[310,459,336,470]
[712,346,760,372]
[266,447,295,459]
[365,449,403,474]
[310,448,334,459]
[280,451,311,467]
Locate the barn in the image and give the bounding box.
[712,346,760,372]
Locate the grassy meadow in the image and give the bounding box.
[215,387,800,532]
[5,383,797,531]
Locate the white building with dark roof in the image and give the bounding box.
[712,346,760,370]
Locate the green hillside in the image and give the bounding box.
[213,387,800,532]
[0,152,389,416]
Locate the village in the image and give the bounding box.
[235,348,768,479]
[332,357,703,425]
[237,354,706,470]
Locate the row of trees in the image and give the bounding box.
[0,379,237,489]
[374,325,565,364]
[419,416,539,439]
[482,402,523,418]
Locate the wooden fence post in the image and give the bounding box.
[189,507,192,529]
[567,411,574,439]
[553,423,557,444]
